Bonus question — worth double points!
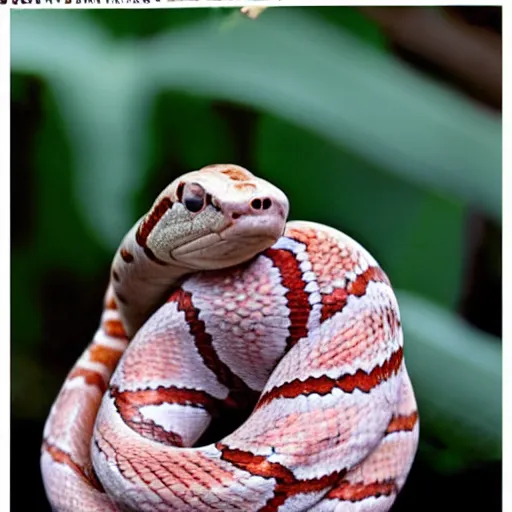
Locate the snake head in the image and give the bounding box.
[139,164,289,270]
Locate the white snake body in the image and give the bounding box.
[41,165,419,512]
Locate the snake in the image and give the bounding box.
[41,164,419,512]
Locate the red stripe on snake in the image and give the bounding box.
[321,266,391,323]
[136,197,173,247]
[256,347,403,409]
[216,443,345,512]
[102,319,127,340]
[89,345,124,373]
[326,479,398,501]
[264,248,311,349]
[43,441,104,491]
[105,296,118,310]
[170,288,259,407]
[135,197,173,266]
[111,385,220,419]
[68,368,107,394]
[120,248,134,263]
[386,411,419,433]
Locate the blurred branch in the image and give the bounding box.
[240,6,267,20]
[359,7,502,110]
[446,6,501,35]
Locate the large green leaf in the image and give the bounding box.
[11,7,501,245]
[11,12,154,248]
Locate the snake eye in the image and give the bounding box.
[184,196,204,213]
[182,183,206,213]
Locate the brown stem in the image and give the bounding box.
[360,7,502,109]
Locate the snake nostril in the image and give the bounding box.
[251,198,262,210]
[232,213,241,219]
[251,197,273,211]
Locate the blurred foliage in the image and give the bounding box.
[11,5,501,483]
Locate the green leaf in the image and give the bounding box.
[11,12,154,249]
[84,7,213,39]
[306,6,388,50]
[150,92,236,174]
[11,7,501,229]
[33,87,107,272]
[11,252,42,350]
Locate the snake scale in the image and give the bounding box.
[41,164,419,512]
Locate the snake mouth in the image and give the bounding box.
[174,236,276,267]
[218,212,286,242]
[170,217,283,271]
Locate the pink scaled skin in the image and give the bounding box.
[41,164,418,512]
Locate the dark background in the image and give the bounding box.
[11,6,502,511]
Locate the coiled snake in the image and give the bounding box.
[41,164,418,511]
